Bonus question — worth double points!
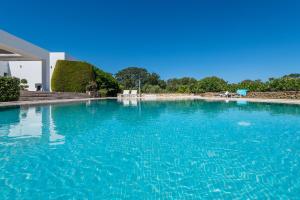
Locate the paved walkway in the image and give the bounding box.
[0,97,115,107]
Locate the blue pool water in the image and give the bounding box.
[0,99,300,199]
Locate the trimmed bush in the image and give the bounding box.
[0,77,20,102]
[51,60,95,92]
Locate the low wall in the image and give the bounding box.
[247,91,300,99]
[20,91,90,101]
[142,93,195,97]
[142,92,300,99]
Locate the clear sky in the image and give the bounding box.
[1,0,299,82]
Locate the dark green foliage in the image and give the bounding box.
[0,77,20,101]
[116,67,150,89]
[197,76,228,92]
[230,80,267,92]
[142,84,164,93]
[51,60,95,92]
[116,67,165,93]
[166,77,198,93]
[93,67,120,96]
[53,61,299,94]
[267,77,300,91]
[282,73,300,79]
[20,79,29,90]
[99,89,108,97]
[51,60,119,96]
[115,66,299,93]
[147,73,161,85]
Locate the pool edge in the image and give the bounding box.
[1,96,300,108]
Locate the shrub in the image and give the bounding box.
[51,60,95,92]
[166,77,198,93]
[93,67,120,96]
[235,80,267,92]
[142,84,163,93]
[20,79,29,91]
[99,89,108,97]
[267,77,300,91]
[0,77,20,102]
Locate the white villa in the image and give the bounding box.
[0,29,74,91]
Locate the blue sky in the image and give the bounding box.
[1,0,300,82]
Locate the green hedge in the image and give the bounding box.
[51,60,95,92]
[0,77,20,102]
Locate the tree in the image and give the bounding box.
[197,76,228,92]
[283,73,300,79]
[142,84,163,93]
[115,67,149,89]
[166,77,197,93]
[267,76,300,91]
[236,79,267,92]
[93,67,120,96]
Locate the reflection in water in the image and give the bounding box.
[0,105,65,145]
[8,107,42,138]
[1,99,299,146]
[0,99,300,198]
[118,98,139,106]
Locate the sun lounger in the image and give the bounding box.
[122,90,130,97]
[219,91,230,97]
[130,90,138,98]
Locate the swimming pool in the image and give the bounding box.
[0,99,300,199]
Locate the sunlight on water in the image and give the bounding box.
[0,99,300,199]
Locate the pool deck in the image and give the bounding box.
[0,98,111,107]
[0,96,300,107]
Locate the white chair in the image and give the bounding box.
[130,90,138,98]
[122,90,130,97]
[219,91,230,98]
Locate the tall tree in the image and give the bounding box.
[115,67,150,89]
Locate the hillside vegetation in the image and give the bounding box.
[116,67,300,93]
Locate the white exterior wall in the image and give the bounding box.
[0,30,75,92]
[1,53,74,91]
[8,61,42,91]
[0,30,50,91]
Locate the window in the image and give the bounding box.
[4,73,8,77]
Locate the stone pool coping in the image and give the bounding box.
[0,98,113,107]
[140,96,300,105]
[0,96,300,108]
